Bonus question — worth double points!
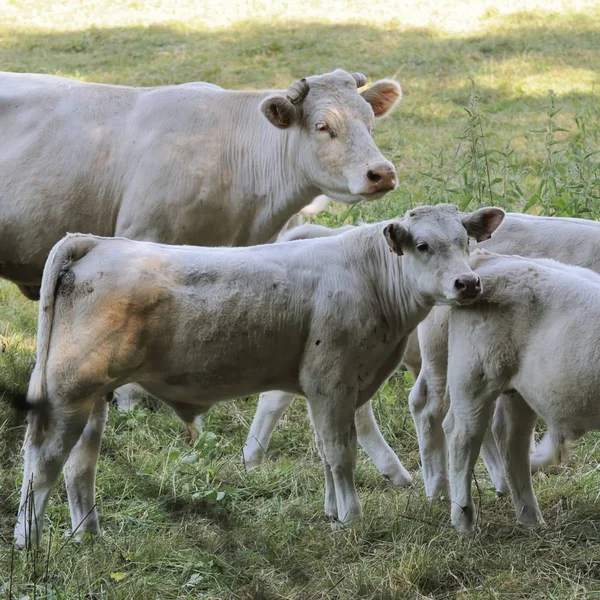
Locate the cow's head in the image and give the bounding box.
[383,204,505,305]
[260,69,401,203]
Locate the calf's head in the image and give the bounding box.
[260,69,401,203]
[384,204,505,305]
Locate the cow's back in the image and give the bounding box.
[479,212,600,271]
[0,73,144,286]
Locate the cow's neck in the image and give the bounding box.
[224,94,320,246]
[353,226,433,335]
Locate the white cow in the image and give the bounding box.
[0,69,401,408]
[444,250,600,533]
[15,204,504,547]
[245,213,600,492]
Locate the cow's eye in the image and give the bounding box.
[416,242,430,253]
[316,122,336,138]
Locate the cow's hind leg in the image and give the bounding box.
[492,391,544,527]
[355,402,412,486]
[243,391,295,469]
[63,396,109,540]
[15,398,95,548]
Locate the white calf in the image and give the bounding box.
[444,251,600,532]
[411,213,600,498]
[15,204,504,547]
[244,222,415,486]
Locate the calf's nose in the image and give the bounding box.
[454,274,482,298]
[366,163,397,192]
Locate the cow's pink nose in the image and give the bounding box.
[366,164,397,192]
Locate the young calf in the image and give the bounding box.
[15,204,504,547]
[243,221,415,487]
[444,250,600,533]
[411,213,600,499]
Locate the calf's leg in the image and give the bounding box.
[244,391,410,486]
[15,398,95,548]
[444,384,497,534]
[307,391,361,525]
[480,421,509,496]
[409,369,449,498]
[492,391,544,527]
[355,402,412,486]
[243,391,295,469]
[63,396,109,539]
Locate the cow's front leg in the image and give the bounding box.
[492,391,544,528]
[307,387,361,526]
[243,391,296,469]
[63,396,109,540]
[355,402,412,486]
[444,385,496,534]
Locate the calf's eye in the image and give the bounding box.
[416,242,430,253]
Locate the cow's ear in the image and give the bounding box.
[260,95,298,129]
[361,80,402,118]
[462,207,505,242]
[384,222,410,255]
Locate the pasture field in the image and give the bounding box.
[1,0,600,597]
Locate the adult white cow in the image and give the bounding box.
[245,213,600,492]
[0,69,402,295]
[444,250,600,533]
[14,204,504,548]
[0,68,401,405]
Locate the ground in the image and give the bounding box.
[0,0,599,598]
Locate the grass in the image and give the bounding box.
[1,0,600,597]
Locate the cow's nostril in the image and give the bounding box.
[454,279,466,291]
[367,170,382,183]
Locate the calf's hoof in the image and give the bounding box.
[425,476,449,501]
[242,446,266,471]
[516,505,545,528]
[14,522,42,550]
[451,504,478,535]
[383,464,413,487]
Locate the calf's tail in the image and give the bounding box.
[27,234,100,409]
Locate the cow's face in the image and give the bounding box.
[384,204,506,306]
[260,69,401,204]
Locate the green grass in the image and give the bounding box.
[1,0,600,597]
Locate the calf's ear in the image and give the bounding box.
[260,95,298,129]
[462,207,505,242]
[361,80,402,118]
[384,222,411,255]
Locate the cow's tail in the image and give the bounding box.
[27,234,100,410]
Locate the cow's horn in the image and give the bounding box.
[286,78,310,105]
[351,72,367,88]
